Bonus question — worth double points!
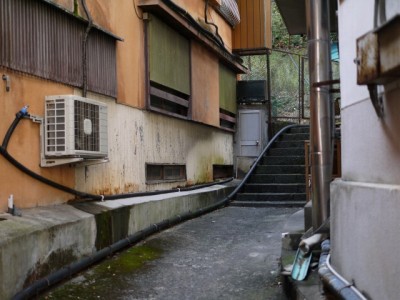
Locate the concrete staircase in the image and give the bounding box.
[232,126,309,207]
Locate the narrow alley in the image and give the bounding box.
[41,207,299,300]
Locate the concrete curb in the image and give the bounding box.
[0,181,237,299]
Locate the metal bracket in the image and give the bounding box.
[27,114,109,167]
[367,84,384,118]
[29,114,43,123]
[2,74,10,92]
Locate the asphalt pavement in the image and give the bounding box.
[42,206,299,300]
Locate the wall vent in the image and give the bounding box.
[44,95,108,158]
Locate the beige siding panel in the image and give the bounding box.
[191,42,220,127]
[233,0,272,52]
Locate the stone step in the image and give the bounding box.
[254,165,305,175]
[235,193,307,202]
[230,201,306,208]
[289,127,309,134]
[249,174,306,184]
[262,156,305,165]
[243,183,306,193]
[273,140,305,149]
[267,148,305,157]
[280,133,309,141]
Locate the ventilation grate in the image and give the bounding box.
[44,95,108,158]
[74,100,100,152]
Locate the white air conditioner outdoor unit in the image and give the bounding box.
[44,95,108,159]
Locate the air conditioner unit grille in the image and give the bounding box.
[46,99,66,153]
[44,95,108,158]
[74,100,100,152]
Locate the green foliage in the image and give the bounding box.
[271,1,307,52]
[239,1,340,120]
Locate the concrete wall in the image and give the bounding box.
[75,91,233,194]
[331,0,400,298]
[0,183,235,299]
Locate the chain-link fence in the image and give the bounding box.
[240,50,340,134]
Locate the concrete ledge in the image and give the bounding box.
[331,179,400,300]
[0,182,237,299]
[280,207,326,299]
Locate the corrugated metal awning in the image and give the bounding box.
[217,0,241,27]
[275,0,338,35]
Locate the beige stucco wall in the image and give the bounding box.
[0,0,237,212]
[75,91,233,194]
[0,69,75,211]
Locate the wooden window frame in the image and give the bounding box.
[145,14,192,119]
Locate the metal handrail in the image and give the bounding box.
[227,123,309,202]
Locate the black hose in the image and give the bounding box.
[204,0,224,46]
[12,190,231,300]
[2,107,29,149]
[11,124,307,299]
[82,0,93,97]
[161,0,235,59]
[229,124,309,196]
[2,117,22,149]
[0,147,99,199]
[0,112,235,203]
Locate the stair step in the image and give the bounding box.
[235,193,306,202]
[267,148,305,156]
[280,133,309,141]
[290,127,309,134]
[273,140,305,149]
[243,183,306,193]
[262,156,305,165]
[250,174,306,184]
[254,165,305,175]
[230,201,306,208]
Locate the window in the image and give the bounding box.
[219,63,237,131]
[147,14,191,118]
[0,0,118,97]
[146,164,186,183]
[213,164,234,180]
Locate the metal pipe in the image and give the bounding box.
[319,240,367,300]
[305,0,333,229]
[266,51,272,138]
[299,233,325,254]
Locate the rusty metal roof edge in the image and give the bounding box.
[374,13,400,33]
[40,0,124,42]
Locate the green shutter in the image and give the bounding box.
[148,15,190,95]
[219,64,237,114]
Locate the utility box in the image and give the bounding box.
[356,14,400,85]
[237,80,267,103]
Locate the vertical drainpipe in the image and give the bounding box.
[305,0,333,229]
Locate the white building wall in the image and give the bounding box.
[332,1,400,298]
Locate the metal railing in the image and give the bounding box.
[239,49,340,135]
